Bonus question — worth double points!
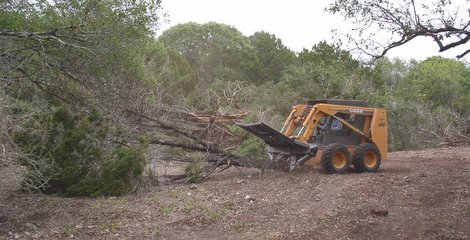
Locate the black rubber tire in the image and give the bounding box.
[320,144,351,174]
[352,143,382,173]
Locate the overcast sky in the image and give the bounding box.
[157,0,469,61]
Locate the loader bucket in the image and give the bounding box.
[236,122,316,155]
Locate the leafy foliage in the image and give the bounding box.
[232,137,268,161]
[13,107,147,196]
[158,22,256,86]
[1,0,162,110]
[248,31,296,84]
[406,57,469,108]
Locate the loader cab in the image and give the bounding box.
[310,113,365,146]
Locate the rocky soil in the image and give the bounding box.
[1,146,470,239]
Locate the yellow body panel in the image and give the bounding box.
[370,109,388,161]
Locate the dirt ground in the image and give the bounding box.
[1,146,470,240]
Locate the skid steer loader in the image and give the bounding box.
[236,100,387,173]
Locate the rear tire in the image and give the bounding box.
[353,143,381,173]
[321,144,351,174]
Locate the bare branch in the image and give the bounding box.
[330,0,470,59]
[149,138,212,152]
[456,48,470,58]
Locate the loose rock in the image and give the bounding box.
[26,223,38,230]
[370,209,389,216]
[245,195,255,202]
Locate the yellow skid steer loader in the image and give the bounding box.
[237,100,387,173]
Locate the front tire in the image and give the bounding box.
[353,143,382,173]
[321,144,351,174]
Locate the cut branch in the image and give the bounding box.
[149,138,211,152]
[125,109,223,153]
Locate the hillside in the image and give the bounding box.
[1,146,469,240]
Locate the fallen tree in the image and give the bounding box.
[124,108,283,183]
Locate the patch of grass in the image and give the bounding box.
[110,220,119,231]
[184,200,197,213]
[159,203,174,214]
[317,217,330,227]
[181,194,206,214]
[91,202,101,210]
[153,224,161,235]
[99,221,108,230]
[465,207,470,216]
[263,207,279,217]
[99,220,120,231]
[232,220,253,230]
[63,224,75,236]
[202,207,228,221]
[169,189,182,198]
[255,230,272,240]
[107,196,125,205]
[151,195,160,203]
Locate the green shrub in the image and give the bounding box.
[13,106,147,197]
[232,137,268,161]
[185,154,205,183]
[146,168,159,186]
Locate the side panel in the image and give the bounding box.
[370,109,388,160]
